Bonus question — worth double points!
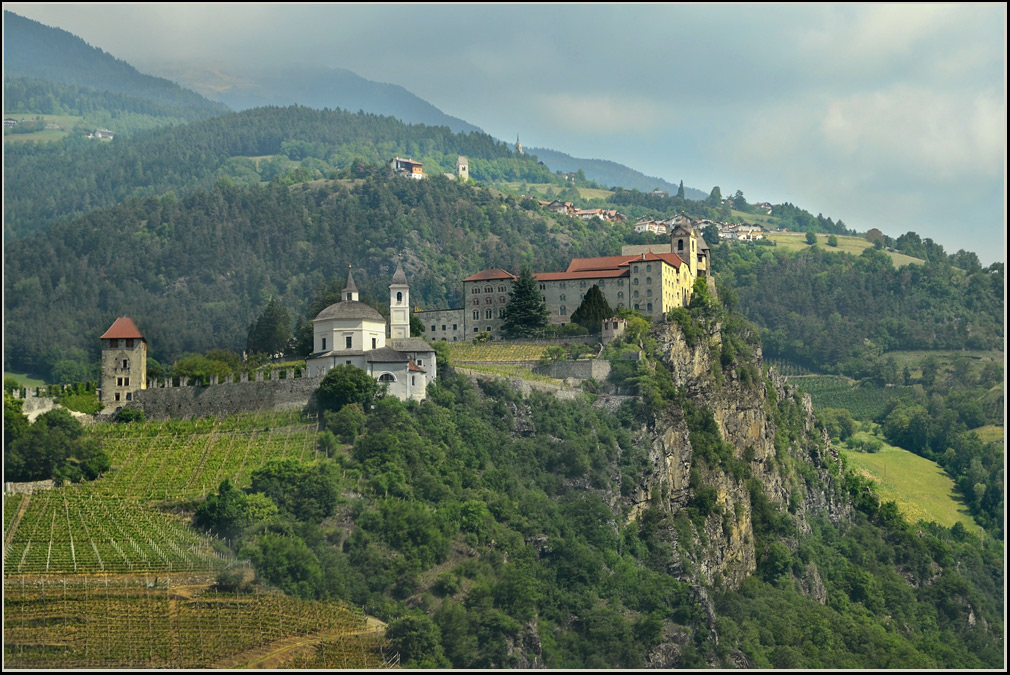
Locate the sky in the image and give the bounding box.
[6,3,1007,264]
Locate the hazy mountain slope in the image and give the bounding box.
[160,63,484,135]
[2,10,227,119]
[529,146,707,198]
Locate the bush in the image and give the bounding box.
[114,407,145,424]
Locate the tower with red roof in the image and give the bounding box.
[99,317,147,410]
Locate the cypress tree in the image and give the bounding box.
[570,284,613,333]
[502,266,549,338]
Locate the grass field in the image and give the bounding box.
[3,113,87,144]
[840,433,977,531]
[972,425,1005,445]
[763,232,924,267]
[4,371,49,389]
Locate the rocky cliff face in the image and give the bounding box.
[624,319,851,591]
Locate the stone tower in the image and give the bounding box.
[515,134,523,155]
[100,317,147,409]
[456,155,469,181]
[389,258,410,339]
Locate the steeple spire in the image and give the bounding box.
[343,265,359,302]
[389,256,410,339]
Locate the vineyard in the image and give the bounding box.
[5,490,228,575]
[85,411,321,501]
[447,341,553,363]
[789,375,915,420]
[4,411,395,668]
[4,576,388,668]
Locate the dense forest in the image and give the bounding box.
[3,105,558,238]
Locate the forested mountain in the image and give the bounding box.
[714,244,1004,373]
[2,11,228,120]
[530,146,708,199]
[161,63,484,135]
[3,105,554,239]
[3,168,627,379]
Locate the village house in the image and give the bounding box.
[390,157,424,180]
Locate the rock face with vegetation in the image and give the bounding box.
[619,309,850,597]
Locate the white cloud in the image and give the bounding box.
[821,86,1005,180]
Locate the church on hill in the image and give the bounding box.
[306,261,436,402]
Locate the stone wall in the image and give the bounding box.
[533,359,611,381]
[127,371,324,421]
[5,479,55,495]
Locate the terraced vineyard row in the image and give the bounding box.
[85,415,320,501]
[5,490,229,575]
[4,576,385,668]
[447,342,552,363]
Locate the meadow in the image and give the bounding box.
[840,433,978,532]
[762,232,924,267]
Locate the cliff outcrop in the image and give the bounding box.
[623,318,851,592]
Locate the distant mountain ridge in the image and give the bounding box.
[3,11,228,119]
[158,63,484,136]
[529,146,708,199]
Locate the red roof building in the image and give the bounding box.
[100,317,145,340]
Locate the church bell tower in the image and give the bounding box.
[389,258,410,339]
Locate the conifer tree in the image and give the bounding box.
[502,266,549,338]
[570,284,613,333]
[247,297,292,356]
[676,180,685,200]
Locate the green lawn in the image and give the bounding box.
[3,113,87,144]
[4,371,47,388]
[763,232,924,267]
[841,433,977,531]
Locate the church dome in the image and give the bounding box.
[314,300,385,323]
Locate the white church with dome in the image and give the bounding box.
[306,261,436,402]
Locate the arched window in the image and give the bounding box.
[473,298,479,306]
[485,297,492,304]
[485,309,493,319]
[633,278,639,285]
[560,306,567,316]
[396,291,403,303]
[678,239,684,251]
[473,310,479,320]
[499,296,506,304]
[634,290,639,298]
[378,373,395,383]
[646,277,652,285]
[647,289,652,297]
[618,291,624,299]
[646,264,652,272]
[647,303,653,312]
[560,294,566,302]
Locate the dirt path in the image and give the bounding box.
[214,617,387,669]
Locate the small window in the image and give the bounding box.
[647,303,653,312]
[486,326,491,332]
[412,375,416,386]
[396,291,403,303]
[379,373,395,383]
[117,377,123,386]
[441,324,446,331]
[485,309,492,319]
[560,306,567,315]
[474,327,479,333]
[372,337,377,349]
[560,282,566,289]
[560,294,566,302]
[418,360,423,366]
[647,289,652,297]
[345,336,352,349]
[322,337,327,350]
[114,393,121,402]
[485,297,492,305]
[431,325,437,332]
[499,296,506,304]
[580,281,586,288]
[453,323,457,330]
[346,292,353,301]
[646,264,652,272]
[473,310,479,320]
[634,303,639,310]
[646,277,652,284]
[473,298,480,306]
[126,392,132,401]
[678,240,684,251]
[124,377,130,386]
[633,278,639,285]
[125,339,134,348]
[539,283,545,290]
[122,359,129,369]
[634,290,639,298]
[618,291,624,299]
[346,360,352,365]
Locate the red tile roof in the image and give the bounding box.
[463,268,517,282]
[566,252,684,273]
[535,269,628,281]
[100,317,145,339]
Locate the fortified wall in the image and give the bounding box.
[125,369,324,421]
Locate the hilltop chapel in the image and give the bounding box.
[306,261,436,402]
